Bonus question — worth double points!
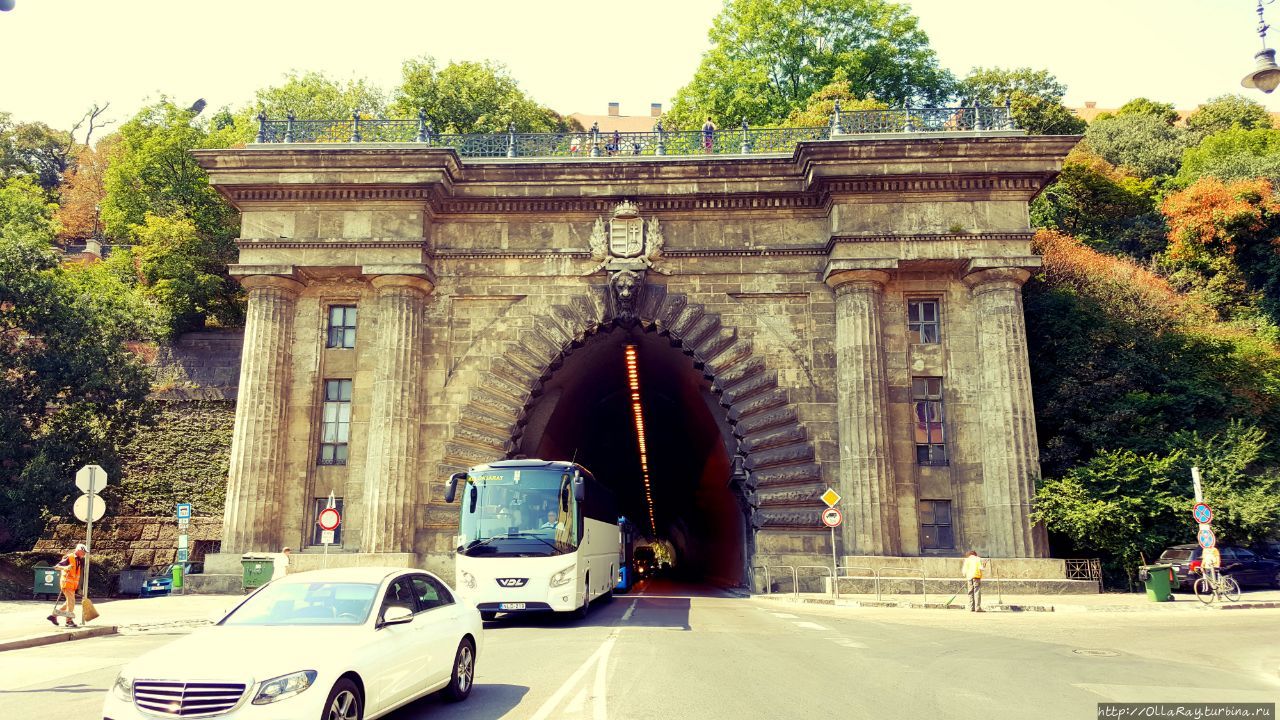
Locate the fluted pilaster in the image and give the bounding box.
[222,275,303,553]
[963,267,1048,558]
[826,270,901,555]
[360,275,433,554]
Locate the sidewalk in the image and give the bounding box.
[0,593,242,652]
[754,588,1280,613]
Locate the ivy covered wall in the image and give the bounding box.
[114,400,234,518]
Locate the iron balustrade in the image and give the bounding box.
[796,565,834,596]
[873,566,928,603]
[252,103,1018,157]
[833,565,876,600]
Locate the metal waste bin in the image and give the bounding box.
[241,554,275,591]
[171,563,184,591]
[33,564,59,599]
[1139,563,1174,602]
[116,568,149,597]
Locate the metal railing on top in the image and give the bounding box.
[253,102,1017,158]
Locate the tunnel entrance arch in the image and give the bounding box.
[440,282,828,587]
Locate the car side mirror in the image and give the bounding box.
[379,606,414,628]
[444,472,465,503]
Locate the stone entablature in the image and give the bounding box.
[193,134,1076,576]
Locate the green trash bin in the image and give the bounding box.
[171,563,184,591]
[1140,564,1174,602]
[241,554,275,591]
[33,563,60,599]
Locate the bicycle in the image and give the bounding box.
[1193,568,1240,604]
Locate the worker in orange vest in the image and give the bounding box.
[47,544,86,628]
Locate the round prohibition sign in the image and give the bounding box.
[317,507,341,531]
[821,507,842,528]
[1193,503,1213,525]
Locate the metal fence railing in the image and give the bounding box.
[253,103,1018,158]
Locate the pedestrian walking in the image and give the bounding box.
[962,550,985,612]
[702,117,716,154]
[47,544,86,627]
[272,546,291,581]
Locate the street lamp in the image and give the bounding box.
[1243,0,1280,94]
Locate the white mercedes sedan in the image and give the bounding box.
[102,567,483,720]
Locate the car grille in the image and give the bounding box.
[133,680,247,717]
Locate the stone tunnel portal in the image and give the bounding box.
[515,326,747,587]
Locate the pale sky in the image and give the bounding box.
[0,0,1273,131]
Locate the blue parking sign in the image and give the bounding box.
[176,503,192,520]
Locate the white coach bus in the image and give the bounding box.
[444,459,620,620]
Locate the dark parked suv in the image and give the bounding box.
[1158,544,1280,590]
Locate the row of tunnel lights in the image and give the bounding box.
[624,345,657,536]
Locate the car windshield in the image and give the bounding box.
[1159,548,1196,562]
[222,582,379,626]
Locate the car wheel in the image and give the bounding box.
[1273,570,1280,589]
[322,678,362,720]
[443,638,476,702]
[480,610,497,622]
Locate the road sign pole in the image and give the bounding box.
[1191,466,1203,503]
[830,525,837,596]
[83,467,94,605]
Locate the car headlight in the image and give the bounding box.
[549,565,575,588]
[252,670,318,705]
[111,674,133,702]
[462,571,476,589]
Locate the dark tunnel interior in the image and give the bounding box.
[516,326,748,587]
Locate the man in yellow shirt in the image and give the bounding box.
[962,550,985,612]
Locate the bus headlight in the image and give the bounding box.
[461,571,476,589]
[549,565,575,588]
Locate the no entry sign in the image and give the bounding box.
[821,507,842,528]
[318,507,341,532]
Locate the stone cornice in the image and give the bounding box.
[237,239,425,250]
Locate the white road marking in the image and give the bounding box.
[528,630,618,720]
[828,637,868,648]
[794,621,828,630]
[621,600,637,622]
[771,612,799,619]
[592,632,610,720]
[565,688,587,713]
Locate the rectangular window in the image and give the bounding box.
[311,497,345,546]
[912,377,947,466]
[326,305,358,349]
[318,379,352,465]
[907,298,941,344]
[919,499,954,550]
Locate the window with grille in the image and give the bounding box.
[919,499,954,550]
[319,379,352,465]
[912,377,947,466]
[326,305,358,349]
[907,298,941,344]
[310,497,344,546]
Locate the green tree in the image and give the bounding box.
[1031,149,1166,260]
[1115,97,1179,126]
[254,70,388,120]
[0,113,74,192]
[1185,94,1273,138]
[1084,113,1190,179]
[1176,127,1280,187]
[390,57,571,133]
[956,66,1086,135]
[781,79,886,128]
[665,0,953,128]
[129,213,242,339]
[0,179,152,550]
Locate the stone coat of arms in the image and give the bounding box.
[585,201,667,321]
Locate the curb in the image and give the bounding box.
[0,624,117,652]
[753,594,1280,613]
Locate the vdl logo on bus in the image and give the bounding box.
[496,578,528,587]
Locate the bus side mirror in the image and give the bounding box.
[444,472,465,503]
[468,484,478,514]
[573,473,585,502]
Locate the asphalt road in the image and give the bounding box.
[2,579,1277,719]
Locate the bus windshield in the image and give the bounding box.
[459,467,578,557]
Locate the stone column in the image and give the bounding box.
[825,269,901,556]
[360,274,433,554]
[963,267,1049,558]
[222,275,304,553]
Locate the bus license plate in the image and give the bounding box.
[499,602,526,610]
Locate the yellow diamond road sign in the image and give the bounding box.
[821,488,841,508]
